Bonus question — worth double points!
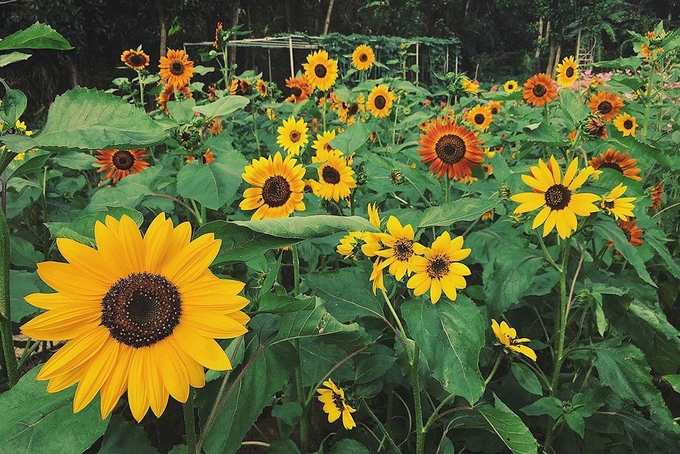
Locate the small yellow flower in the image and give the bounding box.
[277,116,309,156]
[613,113,637,137]
[491,319,537,361]
[503,80,520,93]
[601,183,636,221]
[337,232,363,259]
[462,77,479,94]
[317,379,356,430]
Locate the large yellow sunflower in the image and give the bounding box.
[20,214,250,422]
[511,156,600,239]
[277,116,309,156]
[95,149,150,184]
[159,49,195,88]
[352,44,375,71]
[406,231,471,304]
[466,105,493,131]
[366,85,395,118]
[588,149,642,181]
[317,379,356,430]
[613,113,638,137]
[121,49,150,71]
[309,148,357,202]
[417,117,485,180]
[587,91,624,122]
[555,56,579,88]
[373,216,421,281]
[600,183,636,221]
[302,50,338,91]
[523,73,557,106]
[240,152,306,220]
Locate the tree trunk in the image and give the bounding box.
[229,1,240,72]
[156,0,167,58]
[552,44,561,77]
[546,36,558,76]
[323,0,335,35]
[535,18,544,60]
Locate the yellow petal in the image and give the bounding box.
[36,262,108,298]
[154,340,190,403]
[179,311,248,339]
[173,324,231,371]
[21,305,100,341]
[430,279,442,304]
[73,337,120,413]
[145,348,169,418]
[100,345,133,419]
[162,234,221,285]
[36,325,110,380]
[128,349,150,422]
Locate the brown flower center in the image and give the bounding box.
[435,134,467,164]
[291,87,302,97]
[544,184,571,210]
[112,150,135,170]
[598,162,623,173]
[314,63,328,78]
[101,272,182,348]
[262,175,292,207]
[393,238,414,261]
[322,165,341,184]
[565,67,574,78]
[289,130,301,143]
[348,103,359,116]
[427,255,451,279]
[491,106,499,115]
[623,120,633,129]
[331,391,345,412]
[532,83,547,97]
[474,113,486,125]
[170,61,185,75]
[374,95,387,110]
[598,101,612,114]
[129,54,146,67]
[360,53,368,62]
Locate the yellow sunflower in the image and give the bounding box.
[336,94,365,125]
[523,73,557,107]
[302,50,338,91]
[370,258,386,295]
[555,56,579,88]
[317,379,356,430]
[312,130,337,154]
[20,213,250,421]
[587,91,624,122]
[159,49,195,88]
[504,80,520,93]
[121,49,150,70]
[256,79,268,97]
[337,232,363,259]
[588,149,641,181]
[366,85,396,118]
[277,116,309,156]
[374,216,420,281]
[352,44,375,71]
[95,149,150,184]
[417,117,485,180]
[309,148,357,202]
[240,152,306,220]
[406,231,471,304]
[487,101,502,115]
[462,78,479,94]
[511,156,600,239]
[613,113,637,137]
[491,320,537,361]
[601,183,636,221]
[466,105,493,131]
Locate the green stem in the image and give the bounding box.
[413,343,425,454]
[292,244,300,295]
[641,64,655,140]
[380,288,407,341]
[295,338,309,454]
[0,207,19,387]
[536,232,561,272]
[183,391,197,454]
[445,174,451,204]
[137,70,145,110]
[251,107,261,156]
[484,353,503,386]
[422,392,457,434]
[361,397,402,453]
[322,95,327,132]
[405,177,432,207]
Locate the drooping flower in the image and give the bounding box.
[317,379,356,430]
[613,113,638,137]
[366,85,396,118]
[256,79,268,97]
[277,116,309,156]
[585,115,608,139]
[159,49,195,88]
[406,231,471,304]
[555,56,579,88]
[95,149,150,184]
[588,91,624,122]
[309,148,357,202]
[523,73,557,106]
[240,152,306,220]
[466,105,493,131]
[21,214,250,421]
[650,182,663,212]
[511,156,599,239]
[504,80,520,93]
[601,183,636,221]
[229,78,251,96]
[614,219,643,247]
[417,117,484,180]
[352,44,375,71]
[121,49,150,71]
[461,77,479,94]
[491,319,537,361]
[588,149,641,181]
[302,50,338,91]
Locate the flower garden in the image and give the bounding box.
[1,19,679,454]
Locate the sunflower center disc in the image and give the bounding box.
[623,120,633,129]
[262,175,292,207]
[291,87,302,97]
[101,272,181,348]
[314,63,327,78]
[322,165,341,184]
[427,256,451,279]
[360,53,368,62]
[331,391,344,412]
[435,134,467,164]
[544,184,571,210]
[170,61,185,75]
[603,200,615,210]
[393,238,414,261]
[491,107,499,115]
[474,113,486,125]
[112,150,135,170]
[532,83,547,97]
[290,131,301,142]
[598,162,624,173]
[598,101,613,114]
[374,95,387,110]
[348,103,359,116]
[565,67,574,78]
[129,55,145,66]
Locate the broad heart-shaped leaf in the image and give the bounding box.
[593,56,642,71]
[477,394,538,454]
[401,296,485,404]
[0,88,27,124]
[3,88,166,153]
[200,340,296,454]
[232,215,377,239]
[176,161,242,210]
[594,218,656,287]
[522,121,567,146]
[98,416,156,454]
[0,22,72,51]
[329,120,370,154]
[418,196,499,228]
[0,51,31,67]
[193,95,249,118]
[607,127,672,169]
[0,367,109,454]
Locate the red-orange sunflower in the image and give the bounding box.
[523,73,558,107]
[95,149,150,184]
[159,49,195,88]
[587,91,624,122]
[157,84,192,113]
[417,117,484,180]
[285,75,313,103]
[588,149,642,181]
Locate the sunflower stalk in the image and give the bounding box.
[0,206,19,387]
[183,391,198,454]
[361,397,402,454]
[136,69,145,110]
[484,353,504,386]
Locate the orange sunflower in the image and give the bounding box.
[285,75,313,103]
[95,149,150,184]
[588,149,642,181]
[157,84,192,113]
[523,73,558,107]
[121,49,150,70]
[417,117,484,180]
[588,91,624,122]
[159,49,195,88]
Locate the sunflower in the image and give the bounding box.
[277,116,309,156]
[555,56,579,88]
[588,149,642,181]
[650,182,663,212]
[317,379,356,430]
[159,49,195,88]
[616,219,643,247]
[207,117,223,136]
[157,83,192,113]
[417,117,484,180]
[491,320,537,361]
[20,213,250,421]
[352,44,375,71]
[466,105,493,131]
[240,152,306,220]
[366,85,396,118]
[285,75,312,103]
[487,101,502,115]
[504,80,520,93]
[588,91,624,122]
[309,148,357,202]
[406,231,471,304]
[312,130,337,154]
[461,78,479,94]
[302,50,338,91]
[121,49,150,71]
[601,183,636,221]
[95,149,150,184]
[202,149,215,165]
[337,232,363,259]
[511,156,600,239]
[336,94,365,125]
[585,115,608,139]
[229,78,251,96]
[256,79,268,97]
[523,73,557,107]
[372,216,420,281]
[370,258,386,295]
[613,113,637,137]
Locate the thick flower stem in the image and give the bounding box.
[292,244,301,295]
[0,207,18,387]
[484,353,503,386]
[183,391,197,454]
[361,397,402,454]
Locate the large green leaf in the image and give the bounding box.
[193,95,249,118]
[1,88,166,153]
[401,296,485,404]
[0,367,109,454]
[329,121,370,154]
[0,88,27,125]
[176,161,242,210]
[44,208,143,247]
[98,416,156,454]
[328,439,371,454]
[594,219,655,287]
[560,89,590,128]
[9,269,42,322]
[0,22,72,51]
[418,196,499,228]
[477,394,538,454]
[607,128,672,169]
[6,151,50,180]
[233,215,377,239]
[522,121,567,145]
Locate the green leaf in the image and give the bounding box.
[328,439,371,454]
[521,396,563,419]
[166,98,197,123]
[560,89,590,128]
[2,88,166,153]
[0,367,109,454]
[522,121,567,145]
[233,215,377,239]
[54,151,97,170]
[9,270,41,322]
[10,236,42,268]
[510,362,543,396]
[402,296,485,404]
[44,208,143,247]
[193,95,249,118]
[646,230,680,279]
[355,354,396,385]
[477,394,538,454]
[0,88,27,124]
[0,22,72,51]
[418,196,499,228]
[0,51,31,67]
[594,219,655,287]
[329,121,370,154]
[98,416,156,454]
[7,151,50,179]
[268,439,301,454]
[662,375,680,394]
[564,411,585,438]
[608,128,672,169]
[593,56,642,71]
[176,161,242,210]
[270,403,303,427]
[259,294,316,313]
